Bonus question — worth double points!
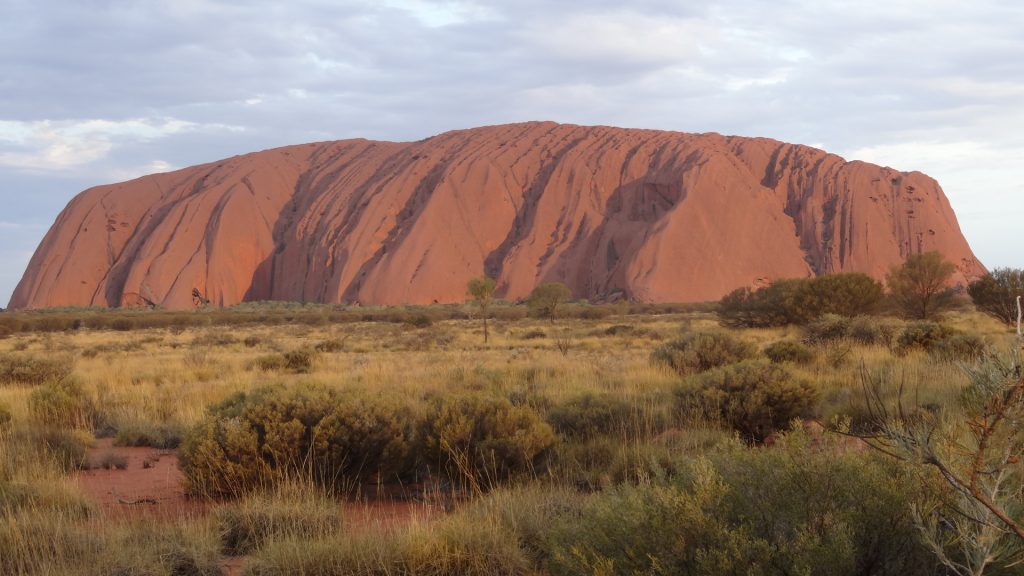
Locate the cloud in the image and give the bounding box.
[0,0,1022,306]
[0,118,241,172]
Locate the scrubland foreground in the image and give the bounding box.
[0,302,1021,575]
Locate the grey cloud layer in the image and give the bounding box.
[1,0,1022,304]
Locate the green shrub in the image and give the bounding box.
[548,433,938,576]
[719,274,885,328]
[930,332,988,363]
[968,268,1024,326]
[546,394,634,439]
[216,483,343,555]
[895,322,956,355]
[29,428,94,470]
[0,353,74,386]
[179,386,417,497]
[651,331,757,376]
[404,313,434,328]
[28,378,97,429]
[804,314,851,344]
[252,348,318,374]
[764,340,815,364]
[847,315,904,347]
[419,394,557,490]
[676,361,819,442]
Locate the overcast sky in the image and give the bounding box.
[2,0,1022,306]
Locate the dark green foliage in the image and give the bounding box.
[651,331,757,376]
[419,394,557,489]
[0,353,74,386]
[886,251,957,320]
[179,386,417,497]
[676,361,819,442]
[527,282,572,321]
[546,394,634,439]
[404,313,434,328]
[969,268,1024,326]
[764,340,815,364]
[719,273,885,328]
[804,314,851,344]
[252,349,318,374]
[895,322,956,355]
[847,315,904,347]
[547,433,937,576]
[930,332,989,362]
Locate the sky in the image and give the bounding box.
[2,0,1022,306]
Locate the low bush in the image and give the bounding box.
[251,349,318,374]
[930,332,988,363]
[314,338,346,353]
[0,353,74,386]
[895,322,956,355]
[216,483,343,555]
[764,340,815,364]
[804,313,851,344]
[546,394,635,439]
[676,361,819,442]
[419,394,557,490]
[520,330,547,340]
[547,433,938,576]
[89,451,128,470]
[651,331,757,376]
[847,315,904,347]
[179,386,417,497]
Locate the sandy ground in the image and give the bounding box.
[73,439,440,575]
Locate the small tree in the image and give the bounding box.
[527,282,571,322]
[466,276,497,343]
[886,251,957,320]
[969,268,1024,327]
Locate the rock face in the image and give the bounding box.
[10,122,985,309]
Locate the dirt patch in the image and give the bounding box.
[73,439,207,520]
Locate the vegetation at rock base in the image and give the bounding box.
[0,293,1021,575]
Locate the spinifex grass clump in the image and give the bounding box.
[215,482,343,555]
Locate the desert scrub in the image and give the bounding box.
[895,321,956,355]
[650,331,757,376]
[847,315,905,347]
[928,332,989,362]
[0,352,74,386]
[179,385,417,497]
[676,360,819,442]
[547,432,938,576]
[216,482,343,555]
[28,378,100,429]
[545,393,635,439]
[419,394,557,491]
[251,348,319,374]
[803,313,851,344]
[764,340,815,364]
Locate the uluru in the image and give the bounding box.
[9,121,985,310]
